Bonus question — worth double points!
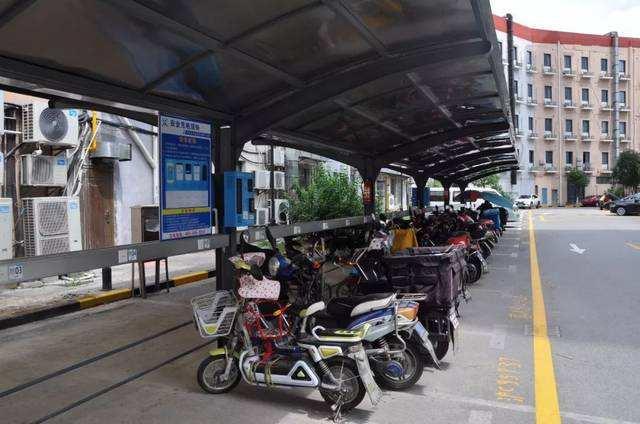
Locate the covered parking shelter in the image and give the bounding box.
[0,0,516,285]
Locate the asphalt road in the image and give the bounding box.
[0,208,638,423]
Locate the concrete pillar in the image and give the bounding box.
[442,181,452,206]
[358,164,380,215]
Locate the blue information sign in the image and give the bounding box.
[159,115,212,240]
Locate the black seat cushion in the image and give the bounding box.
[326,292,393,318]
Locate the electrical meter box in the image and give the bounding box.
[223,171,255,228]
[0,198,13,259]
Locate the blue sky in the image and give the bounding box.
[490,0,640,37]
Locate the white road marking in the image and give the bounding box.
[489,326,506,350]
[569,243,586,254]
[493,252,518,258]
[469,410,493,424]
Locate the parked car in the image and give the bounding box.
[610,193,640,216]
[515,194,541,209]
[581,195,599,207]
[598,193,619,210]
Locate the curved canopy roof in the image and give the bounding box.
[0,0,516,181]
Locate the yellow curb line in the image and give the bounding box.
[78,288,132,309]
[528,212,561,424]
[173,271,209,286]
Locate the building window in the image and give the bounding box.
[544,85,552,100]
[564,55,572,70]
[529,150,535,164]
[581,56,589,71]
[527,50,533,65]
[602,151,609,166]
[545,150,554,164]
[601,89,609,104]
[565,119,573,133]
[545,118,553,132]
[620,121,627,136]
[618,90,626,105]
[513,80,518,95]
[596,176,612,184]
[527,83,533,98]
[498,41,503,56]
[514,114,519,129]
[564,87,572,101]
[583,151,590,164]
[513,46,518,61]
[581,88,589,102]
[582,120,590,134]
[601,120,609,134]
[544,53,552,67]
[566,151,573,165]
[528,116,534,131]
[618,59,626,73]
[601,58,608,72]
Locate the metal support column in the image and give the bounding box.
[358,163,380,215]
[101,267,112,291]
[457,181,468,194]
[442,181,452,207]
[214,125,238,290]
[413,175,427,208]
[505,14,516,120]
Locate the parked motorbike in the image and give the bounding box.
[192,251,382,414]
[296,292,439,390]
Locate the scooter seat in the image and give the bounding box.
[326,293,395,318]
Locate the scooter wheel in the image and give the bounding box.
[319,357,366,412]
[374,340,424,391]
[430,336,450,361]
[467,263,480,284]
[197,354,241,394]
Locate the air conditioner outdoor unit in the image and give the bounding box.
[273,171,286,190]
[255,208,270,226]
[253,170,271,189]
[274,199,289,224]
[20,155,68,187]
[22,196,82,257]
[0,198,13,260]
[22,102,79,147]
[273,147,285,167]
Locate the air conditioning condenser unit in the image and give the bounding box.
[254,170,271,189]
[22,196,82,257]
[22,102,79,147]
[274,199,289,224]
[255,208,270,226]
[273,171,285,190]
[21,155,68,187]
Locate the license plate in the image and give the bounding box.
[449,308,460,329]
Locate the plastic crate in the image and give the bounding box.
[191,290,239,339]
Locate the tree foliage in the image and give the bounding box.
[613,150,640,191]
[287,166,363,222]
[471,173,511,198]
[566,168,588,188]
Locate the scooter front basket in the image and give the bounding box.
[191,290,239,339]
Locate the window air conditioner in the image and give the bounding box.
[273,171,286,190]
[274,199,289,224]
[0,198,13,260]
[255,208,270,226]
[22,102,79,147]
[22,196,82,257]
[20,155,68,187]
[253,170,271,189]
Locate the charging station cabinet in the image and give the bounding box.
[222,171,255,227]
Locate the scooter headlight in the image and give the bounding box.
[267,256,281,277]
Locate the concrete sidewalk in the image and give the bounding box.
[0,250,215,321]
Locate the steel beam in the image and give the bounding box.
[441,160,518,180]
[422,146,516,175]
[461,166,519,183]
[235,39,492,143]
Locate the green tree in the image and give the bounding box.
[471,173,511,198]
[612,150,640,192]
[287,166,363,222]
[566,168,588,189]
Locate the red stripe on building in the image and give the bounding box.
[493,15,640,48]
